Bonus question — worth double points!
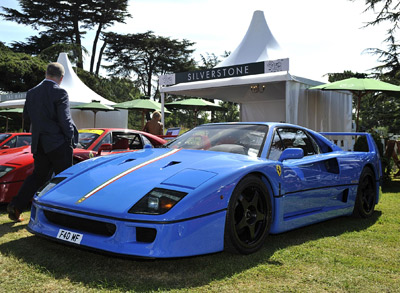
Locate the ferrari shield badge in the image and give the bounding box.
[276,165,282,176]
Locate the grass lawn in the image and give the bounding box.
[0,183,399,292]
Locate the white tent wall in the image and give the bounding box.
[231,79,353,132]
[70,108,128,128]
[240,81,286,122]
[285,80,352,132]
[240,99,285,122]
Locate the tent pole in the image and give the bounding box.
[161,92,165,128]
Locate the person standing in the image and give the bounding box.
[143,110,164,135]
[7,62,78,222]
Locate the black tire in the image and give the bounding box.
[353,167,376,218]
[224,175,272,254]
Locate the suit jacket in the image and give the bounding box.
[24,79,78,154]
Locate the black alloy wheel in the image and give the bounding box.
[353,167,376,218]
[224,175,272,254]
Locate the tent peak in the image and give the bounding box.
[57,53,114,105]
[215,10,287,68]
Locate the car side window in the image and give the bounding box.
[268,131,284,161]
[130,134,144,149]
[4,137,17,148]
[93,133,111,151]
[16,136,32,147]
[277,128,318,156]
[141,135,152,147]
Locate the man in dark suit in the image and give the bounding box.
[7,62,78,222]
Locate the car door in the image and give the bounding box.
[271,127,342,221]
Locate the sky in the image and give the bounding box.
[0,0,390,82]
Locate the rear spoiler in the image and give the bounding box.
[320,132,378,154]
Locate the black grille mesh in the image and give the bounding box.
[44,210,116,237]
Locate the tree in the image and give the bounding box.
[103,31,196,98]
[353,0,400,42]
[349,0,400,132]
[0,42,47,92]
[198,52,220,70]
[86,0,131,74]
[0,0,131,71]
[351,1,400,80]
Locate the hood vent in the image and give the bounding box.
[119,158,136,165]
[162,161,181,169]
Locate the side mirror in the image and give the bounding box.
[1,145,10,149]
[97,143,112,156]
[278,148,304,162]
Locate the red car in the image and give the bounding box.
[0,128,166,202]
[0,133,32,149]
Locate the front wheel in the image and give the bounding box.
[353,168,376,218]
[224,175,272,254]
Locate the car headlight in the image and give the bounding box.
[0,165,15,178]
[36,177,66,197]
[128,188,188,215]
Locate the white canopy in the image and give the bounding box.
[57,53,114,105]
[160,10,352,132]
[216,10,285,67]
[57,52,128,128]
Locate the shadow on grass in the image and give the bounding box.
[382,179,400,193]
[0,209,381,292]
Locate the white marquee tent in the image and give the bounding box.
[0,53,128,129]
[160,10,352,132]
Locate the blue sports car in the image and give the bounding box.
[28,123,382,258]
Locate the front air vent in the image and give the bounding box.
[44,210,116,237]
[136,227,157,243]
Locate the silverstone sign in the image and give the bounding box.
[159,58,289,86]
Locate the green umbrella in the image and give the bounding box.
[166,98,225,127]
[113,99,171,128]
[0,108,24,132]
[309,78,400,132]
[71,100,115,127]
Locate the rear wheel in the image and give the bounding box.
[353,168,376,218]
[224,175,272,254]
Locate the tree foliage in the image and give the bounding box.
[355,0,400,41]
[0,42,47,92]
[103,31,196,98]
[0,0,130,72]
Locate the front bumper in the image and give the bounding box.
[28,202,226,258]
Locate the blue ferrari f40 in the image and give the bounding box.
[28,123,382,258]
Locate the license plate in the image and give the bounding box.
[56,229,83,244]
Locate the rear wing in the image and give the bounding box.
[320,132,379,154]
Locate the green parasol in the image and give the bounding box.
[309,78,400,132]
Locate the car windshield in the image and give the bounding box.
[77,130,104,149]
[0,134,11,144]
[166,124,268,157]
